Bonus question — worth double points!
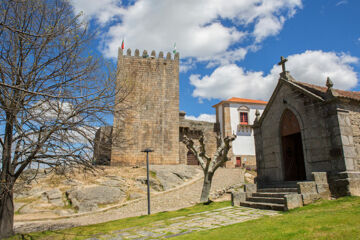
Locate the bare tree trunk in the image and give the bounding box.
[200,172,214,203]
[182,134,236,204]
[0,114,15,238]
[0,183,14,238]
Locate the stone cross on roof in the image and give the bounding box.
[278,56,288,73]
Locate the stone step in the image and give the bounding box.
[252,192,288,198]
[261,181,299,188]
[246,196,285,204]
[240,201,285,211]
[258,187,298,193]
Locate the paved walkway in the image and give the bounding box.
[86,206,279,240]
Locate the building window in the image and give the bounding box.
[240,112,248,125]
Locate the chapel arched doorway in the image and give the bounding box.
[281,109,306,181]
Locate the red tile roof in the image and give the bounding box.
[294,81,360,102]
[212,97,267,108]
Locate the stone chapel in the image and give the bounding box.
[253,58,360,197]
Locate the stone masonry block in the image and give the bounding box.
[349,178,360,196]
[312,172,328,184]
[302,193,321,205]
[231,192,246,206]
[297,182,317,194]
[284,194,303,210]
[244,184,257,193]
[316,184,331,199]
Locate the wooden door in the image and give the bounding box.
[187,151,198,165]
[281,109,306,181]
[282,133,306,181]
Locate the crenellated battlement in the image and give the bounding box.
[118,48,179,60]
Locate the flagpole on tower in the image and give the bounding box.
[173,42,176,54]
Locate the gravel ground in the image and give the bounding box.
[14,167,244,234]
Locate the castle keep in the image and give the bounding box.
[94,48,219,166]
[111,48,180,166]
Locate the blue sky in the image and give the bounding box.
[70,0,360,122]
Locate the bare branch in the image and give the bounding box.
[212,134,236,172]
[0,82,108,99]
[181,135,206,170]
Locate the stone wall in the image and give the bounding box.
[179,115,219,165]
[94,126,113,165]
[239,155,256,168]
[342,102,360,171]
[328,102,360,196]
[111,49,179,166]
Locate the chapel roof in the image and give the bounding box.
[294,80,360,102]
[255,74,360,126]
[212,97,267,108]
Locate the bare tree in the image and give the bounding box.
[0,0,132,237]
[182,134,236,203]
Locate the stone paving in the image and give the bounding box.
[86,206,279,240]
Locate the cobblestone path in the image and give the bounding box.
[86,206,279,240]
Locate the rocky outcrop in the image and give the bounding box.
[136,176,163,191]
[42,189,63,207]
[66,186,126,212]
[13,165,202,217]
[149,165,198,190]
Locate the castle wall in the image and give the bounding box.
[94,126,112,165]
[179,117,218,165]
[111,49,179,166]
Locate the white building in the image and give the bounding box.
[213,97,267,168]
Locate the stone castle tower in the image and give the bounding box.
[110,48,180,166]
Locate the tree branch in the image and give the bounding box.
[212,134,236,172]
[182,135,206,170]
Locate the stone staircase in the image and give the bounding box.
[240,186,298,211]
[232,173,332,211]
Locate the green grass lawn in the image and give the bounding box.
[173,196,360,240]
[10,197,360,240]
[10,201,231,240]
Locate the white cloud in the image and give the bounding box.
[70,0,302,65]
[70,0,124,25]
[284,51,358,89]
[201,48,248,68]
[336,0,348,6]
[185,114,216,123]
[190,64,273,101]
[180,58,196,73]
[190,50,359,101]
[253,16,285,42]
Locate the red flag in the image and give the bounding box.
[121,39,124,50]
